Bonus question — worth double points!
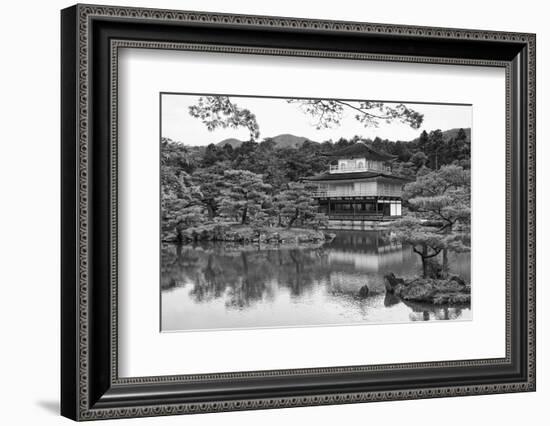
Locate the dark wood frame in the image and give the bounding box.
[61,4,536,421]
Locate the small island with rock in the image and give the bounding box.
[384,273,470,305]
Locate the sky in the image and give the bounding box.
[161,93,472,146]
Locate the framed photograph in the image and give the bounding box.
[61,4,536,421]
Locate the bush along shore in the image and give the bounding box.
[163,223,335,245]
[384,272,471,305]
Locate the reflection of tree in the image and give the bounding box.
[405,300,465,321]
[160,244,201,290]
[384,292,401,308]
[191,254,230,302]
[161,229,470,314]
[287,249,306,296]
[161,233,417,307]
[161,244,335,309]
[223,252,272,309]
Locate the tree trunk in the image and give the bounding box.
[241,252,249,273]
[421,257,428,279]
[241,205,248,224]
[442,248,449,276]
[287,209,299,229]
[413,245,442,279]
[204,255,216,282]
[288,249,302,292]
[205,204,215,220]
[421,244,428,278]
[175,224,184,245]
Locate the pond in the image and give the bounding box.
[161,230,471,332]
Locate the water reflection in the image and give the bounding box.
[161,231,471,331]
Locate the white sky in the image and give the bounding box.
[161,94,472,146]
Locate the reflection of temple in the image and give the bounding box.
[328,245,405,272]
[305,143,411,227]
[324,231,418,294]
[325,231,414,273]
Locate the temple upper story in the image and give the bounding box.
[304,142,409,221]
[322,142,396,174]
[330,158,391,174]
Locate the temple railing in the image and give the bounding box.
[327,213,402,221]
[312,189,402,198]
[329,164,392,174]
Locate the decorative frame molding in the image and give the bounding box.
[61,4,535,421]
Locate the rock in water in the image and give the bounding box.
[358,285,370,298]
[324,232,336,242]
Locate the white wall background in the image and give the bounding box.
[0,0,546,424]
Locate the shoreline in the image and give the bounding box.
[163,223,336,245]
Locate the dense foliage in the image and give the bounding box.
[393,164,471,278]
[160,137,331,241]
[161,127,471,243]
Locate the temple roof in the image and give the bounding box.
[304,171,411,182]
[322,142,396,161]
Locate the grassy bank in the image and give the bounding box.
[163,222,335,245]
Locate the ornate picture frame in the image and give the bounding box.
[61,4,535,421]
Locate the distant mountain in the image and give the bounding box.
[268,134,318,149]
[216,138,243,149]
[440,128,471,141]
[217,134,318,149]
[216,129,470,150]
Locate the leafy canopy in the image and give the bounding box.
[188,96,424,140]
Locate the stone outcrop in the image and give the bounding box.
[358,285,370,298]
[384,273,470,305]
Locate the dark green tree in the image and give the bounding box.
[218,170,272,224]
[274,182,328,229]
[445,128,470,168]
[394,165,471,278]
[425,129,444,169]
[161,137,196,173]
[191,165,228,219]
[410,151,429,170]
[416,130,429,153]
[161,171,205,242]
[201,143,232,167]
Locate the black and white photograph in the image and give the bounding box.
[160,94,472,331]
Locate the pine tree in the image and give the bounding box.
[426,129,444,169]
[161,171,205,242]
[192,165,227,219]
[274,183,328,229]
[394,165,470,278]
[218,170,272,225]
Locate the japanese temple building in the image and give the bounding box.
[305,142,410,225]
